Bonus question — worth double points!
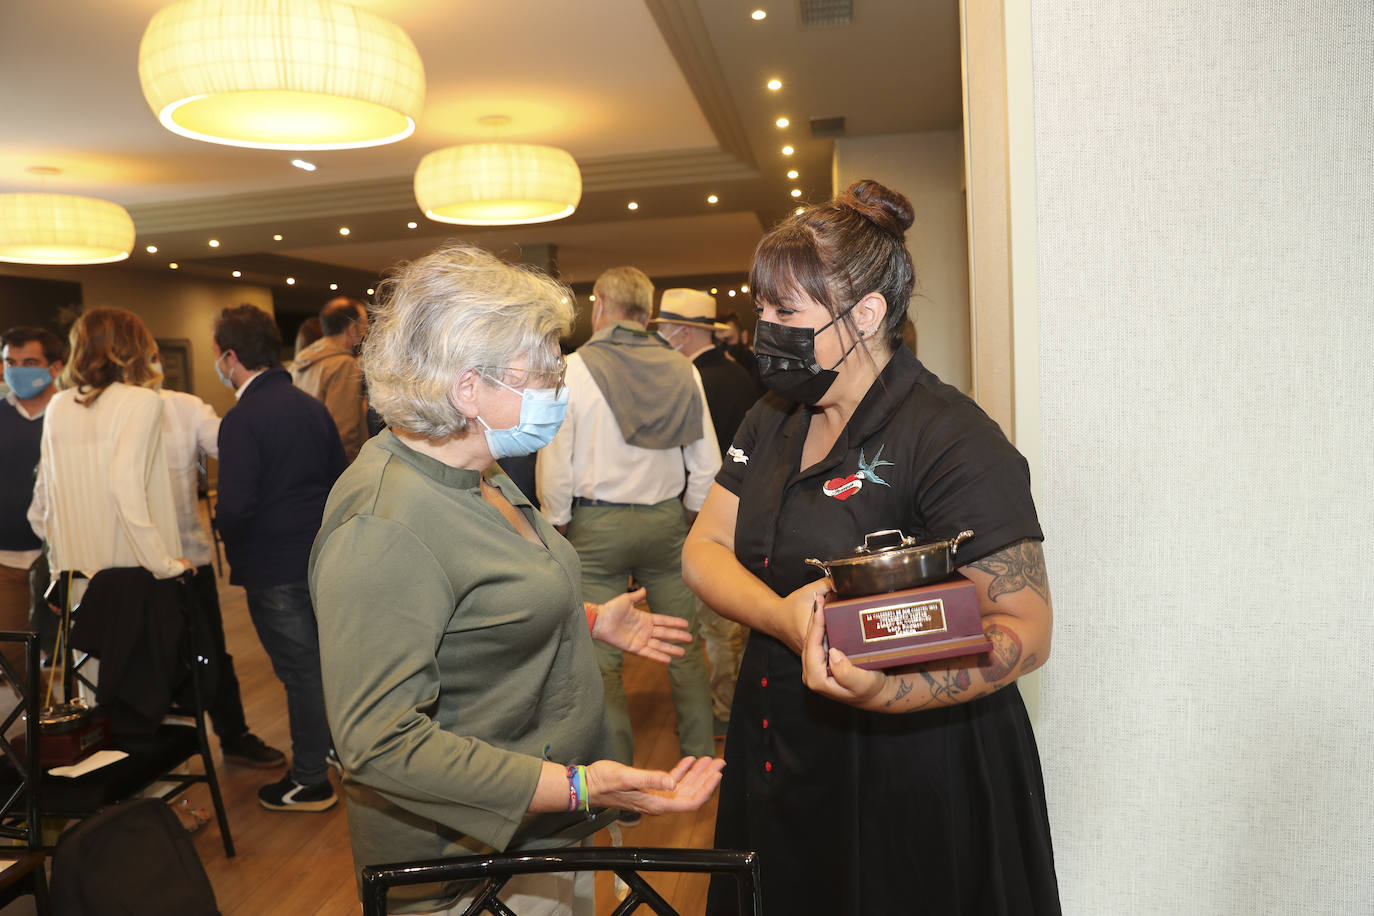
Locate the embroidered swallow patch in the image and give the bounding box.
[821,445,894,501]
[727,445,749,465]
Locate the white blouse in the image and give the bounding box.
[28,383,184,581]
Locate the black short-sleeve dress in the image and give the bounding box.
[707,348,1060,915]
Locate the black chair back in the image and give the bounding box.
[360,846,761,916]
[43,573,234,857]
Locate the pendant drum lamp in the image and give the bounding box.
[138,0,425,150]
[0,193,136,265]
[414,143,582,226]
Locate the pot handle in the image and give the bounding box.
[947,530,975,556]
[856,529,915,554]
[804,558,830,575]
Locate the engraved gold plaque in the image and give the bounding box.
[824,575,992,670]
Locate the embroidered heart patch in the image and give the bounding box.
[823,474,863,500]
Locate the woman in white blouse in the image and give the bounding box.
[28,308,190,592]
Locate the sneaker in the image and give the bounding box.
[222,733,286,768]
[258,773,337,812]
[326,748,343,774]
[617,810,642,827]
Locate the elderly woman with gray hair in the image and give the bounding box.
[310,243,724,916]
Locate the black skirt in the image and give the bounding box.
[706,632,1061,916]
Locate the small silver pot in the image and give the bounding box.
[805,529,974,597]
[40,700,92,735]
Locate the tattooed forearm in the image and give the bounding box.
[979,624,1022,683]
[911,668,973,708]
[885,677,914,707]
[963,540,1050,604]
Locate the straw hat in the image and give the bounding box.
[653,288,728,331]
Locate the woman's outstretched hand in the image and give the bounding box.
[592,587,693,663]
[586,755,726,816]
[801,595,888,709]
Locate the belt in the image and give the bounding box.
[572,497,639,508]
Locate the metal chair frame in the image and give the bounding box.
[51,578,235,857]
[361,846,761,916]
[0,631,53,914]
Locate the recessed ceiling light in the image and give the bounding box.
[338,226,350,236]
[273,233,283,241]
[627,201,639,211]
[169,262,179,270]
[366,287,375,295]
[775,117,789,128]
[790,188,802,198]
[145,244,158,254]
[208,238,220,247]
[589,294,597,302]
[781,145,794,156]
[710,287,718,294]
[286,277,296,285]
[232,269,241,278]
[787,169,799,179]
[707,194,719,204]
[407,221,418,229]
[766,78,782,91]
[330,283,339,291]
[751,9,767,20]
[741,284,750,293]
[291,159,317,171]
[728,289,737,297]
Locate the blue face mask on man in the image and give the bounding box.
[476,376,569,459]
[214,351,235,389]
[3,366,53,400]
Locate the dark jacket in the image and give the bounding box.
[69,567,218,736]
[693,346,761,458]
[216,368,346,589]
[0,399,43,551]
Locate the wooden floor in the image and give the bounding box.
[176,560,723,915]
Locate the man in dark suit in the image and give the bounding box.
[212,304,347,813]
[653,288,760,737]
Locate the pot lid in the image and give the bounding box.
[821,528,975,566]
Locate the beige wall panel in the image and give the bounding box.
[834,130,972,393]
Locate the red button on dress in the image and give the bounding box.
[760,676,768,687]
[764,761,773,772]
[762,719,769,729]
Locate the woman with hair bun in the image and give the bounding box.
[684,180,1060,913]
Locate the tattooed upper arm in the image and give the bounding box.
[962,539,1051,605]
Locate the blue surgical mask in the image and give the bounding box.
[214,352,235,389]
[4,366,53,400]
[476,378,569,459]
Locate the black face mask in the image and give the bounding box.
[752,305,861,405]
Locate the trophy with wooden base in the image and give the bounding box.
[807,529,992,670]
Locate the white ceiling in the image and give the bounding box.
[0,0,962,290]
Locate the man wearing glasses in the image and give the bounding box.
[536,267,719,826]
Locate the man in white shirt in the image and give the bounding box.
[152,361,285,769]
[536,267,720,817]
[0,327,64,668]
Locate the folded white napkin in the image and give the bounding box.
[49,749,129,778]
